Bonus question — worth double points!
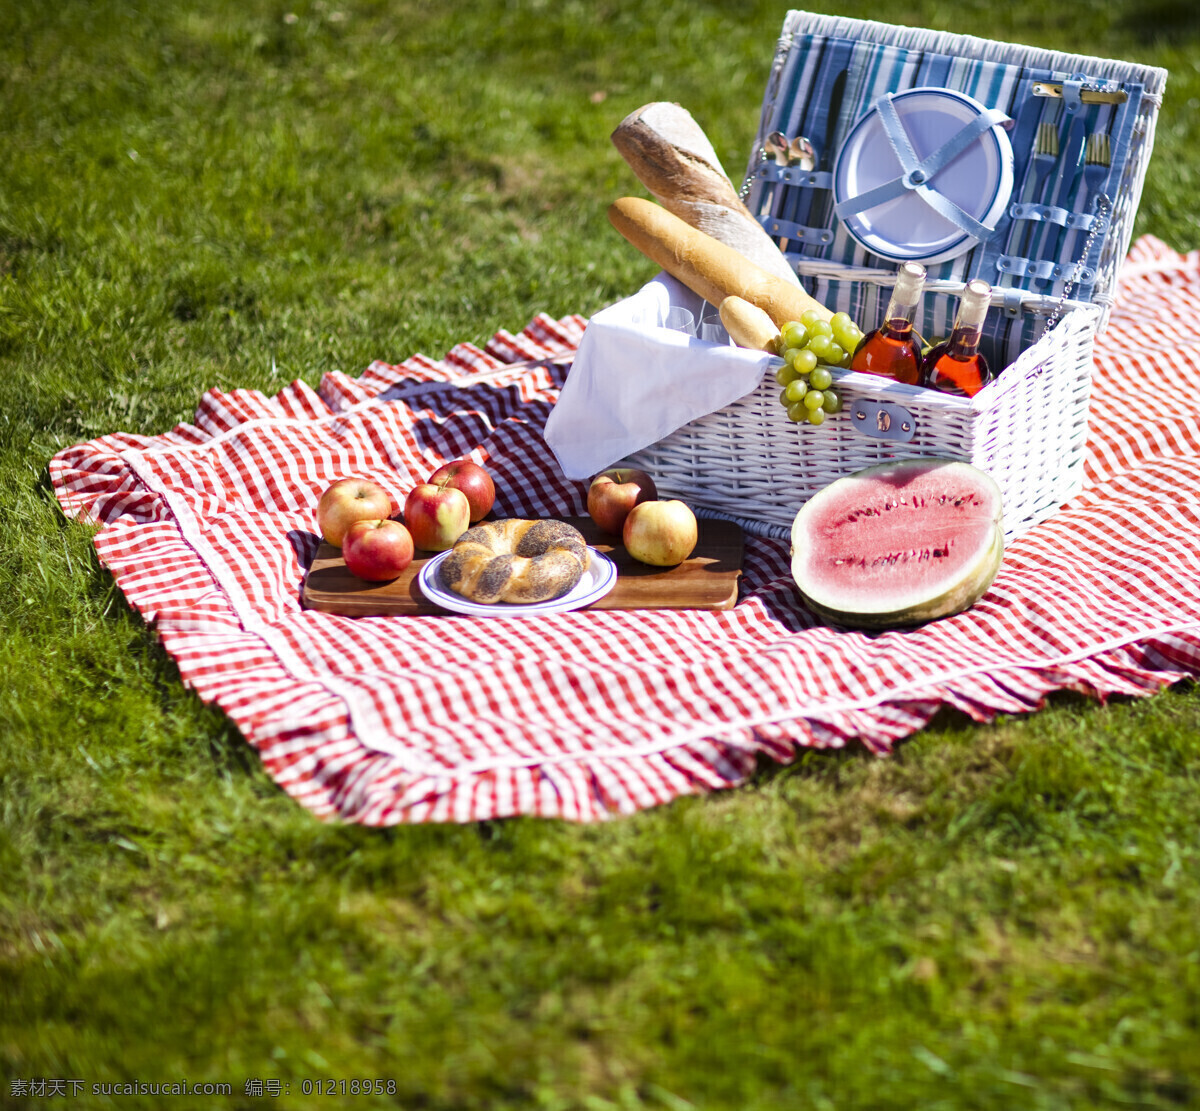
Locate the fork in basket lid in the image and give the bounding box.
[1003,121,1059,285]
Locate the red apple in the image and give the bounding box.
[587,467,658,535]
[403,483,471,551]
[342,519,415,582]
[428,458,496,523]
[622,499,698,567]
[316,478,395,548]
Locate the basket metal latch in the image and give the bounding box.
[848,399,916,442]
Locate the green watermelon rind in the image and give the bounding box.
[790,458,1005,630]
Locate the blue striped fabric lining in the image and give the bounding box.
[748,30,1146,369]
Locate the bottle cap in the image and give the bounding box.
[956,279,993,329]
[890,262,927,311]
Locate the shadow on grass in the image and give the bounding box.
[746,701,989,791]
[747,679,1197,793]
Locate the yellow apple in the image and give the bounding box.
[622,499,698,566]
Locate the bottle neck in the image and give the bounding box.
[948,281,991,353]
[942,325,982,360]
[879,316,916,341]
[883,263,926,327]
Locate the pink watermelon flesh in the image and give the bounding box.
[791,459,1004,627]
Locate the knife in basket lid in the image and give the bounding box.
[802,66,848,254]
[996,93,1054,286]
[787,43,853,252]
[1034,116,1086,289]
[773,39,826,255]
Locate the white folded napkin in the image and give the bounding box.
[544,273,775,480]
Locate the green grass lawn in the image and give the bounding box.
[3,1,1200,1108]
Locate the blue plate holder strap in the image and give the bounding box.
[756,163,836,245]
[759,215,835,247]
[833,93,1010,244]
[759,163,834,190]
[999,288,1025,320]
[996,206,1105,286]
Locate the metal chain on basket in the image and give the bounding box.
[1044,193,1111,333]
[738,146,768,203]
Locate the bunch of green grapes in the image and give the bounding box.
[773,310,864,426]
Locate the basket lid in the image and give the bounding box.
[746,13,1167,332]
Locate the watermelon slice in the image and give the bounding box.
[790,458,1004,629]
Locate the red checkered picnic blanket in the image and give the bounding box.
[51,236,1200,824]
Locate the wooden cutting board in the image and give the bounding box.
[301,516,744,616]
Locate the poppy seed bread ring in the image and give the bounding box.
[438,519,590,604]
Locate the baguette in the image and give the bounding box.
[719,296,781,353]
[611,102,801,288]
[608,196,832,327]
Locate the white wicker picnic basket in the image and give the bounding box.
[607,12,1167,542]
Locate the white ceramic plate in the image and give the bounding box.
[417,547,618,618]
[833,87,1014,265]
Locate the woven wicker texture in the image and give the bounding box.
[622,304,1098,542]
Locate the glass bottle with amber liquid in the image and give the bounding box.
[848,261,926,386]
[922,279,994,397]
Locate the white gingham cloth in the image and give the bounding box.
[50,237,1200,824]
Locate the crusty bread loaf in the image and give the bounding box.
[611,102,800,288]
[439,519,589,605]
[608,196,832,327]
[719,296,781,353]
